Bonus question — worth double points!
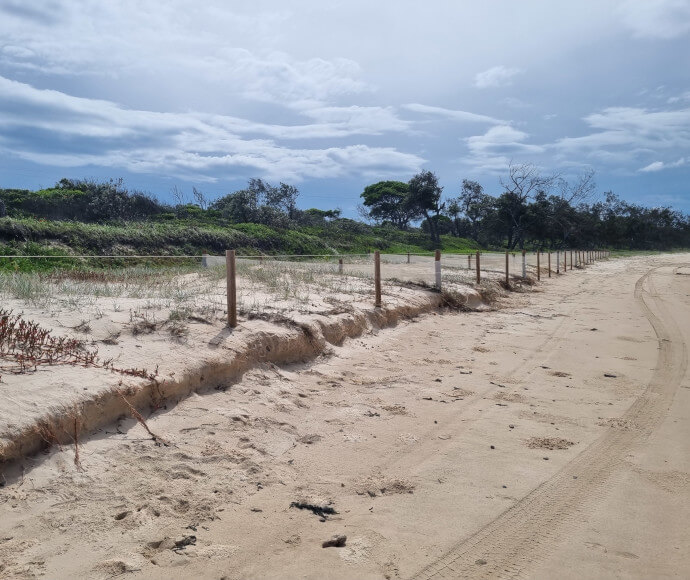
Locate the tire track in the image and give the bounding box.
[411,266,688,580]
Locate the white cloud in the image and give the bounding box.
[401,103,505,124]
[620,0,690,39]
[0,2,368,108]
[474,65,523,89]
[639,158,687,171]
[639,161,665,172]
[667,90,690,103]
[298,105,410,134]
[0,75,423,181]
[554,106,690,169]
[466,125,543,154]
[462,125,544,175]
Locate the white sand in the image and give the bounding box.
[0,254,688,579]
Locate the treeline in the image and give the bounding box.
[360,164,690,250]
[0,177,343,229]
[1,177,469,259]
[1,164,689,252]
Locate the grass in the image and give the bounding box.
[0,216,481,273]
[0,248,501,348]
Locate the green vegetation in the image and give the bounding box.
[1,165,687,273]
[361,165,690,251]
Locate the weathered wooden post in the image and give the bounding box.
[521,249,526,278]
[505,250,510,286]
[476,251,481,284]
[548,252,551,278]
[556,250,560,274]
[537,250,541,281]
[570,250,573,271]
[407,252,410,264]
[435,249,442,291]
[338,258,343,274]
[468,254,472,270]
[226,249,237,328]
[202,253,209,268]
[374,251,382,307]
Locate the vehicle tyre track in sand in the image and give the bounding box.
[410,266,688,580]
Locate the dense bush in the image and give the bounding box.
[0,179,167,222]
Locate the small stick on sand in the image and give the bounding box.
[73,415,83,471]
[118,391,168,445]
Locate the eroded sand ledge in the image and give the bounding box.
[1,286,478,467]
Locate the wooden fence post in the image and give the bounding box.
[435,249,442,290]
[476,251,481,284]
[374,251,382,307]
[563,250,567,273]
[556,250,560,274]
[537,250,541,281]
[505,250,510,286]
[226,249,237,328]
[522,249,527,278]
[467,254,471,270]
[548,252,551,278]
[407,252,410,264]
[338,258,343,274]
[570,250,573,271]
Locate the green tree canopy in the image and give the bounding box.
[407,170,445,244]
[360,180,413,229]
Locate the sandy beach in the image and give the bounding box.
[1,254,688,579]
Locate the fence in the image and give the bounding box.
[0,250,610,329]
[201,249,610,327]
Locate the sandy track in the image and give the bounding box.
[1,255,688,579]
[412,263,689,579]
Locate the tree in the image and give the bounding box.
[499,162,555,249]
[407,170,445,244]
[296,208,342,226]
[444,197,463,236]
[360,181,412,229]
[209,178,301,226]
[211,189,259,223]
[266,183,300,219]
[555,168,596,205]
[448,179,493,242]
[192,187,208,210]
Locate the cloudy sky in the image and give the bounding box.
[1,0,689,214]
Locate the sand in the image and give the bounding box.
[0,253,688,579]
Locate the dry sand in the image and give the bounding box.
[1,254,689,579]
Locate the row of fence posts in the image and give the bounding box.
[223,249,609,327]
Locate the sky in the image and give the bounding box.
[1,0,689,215]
